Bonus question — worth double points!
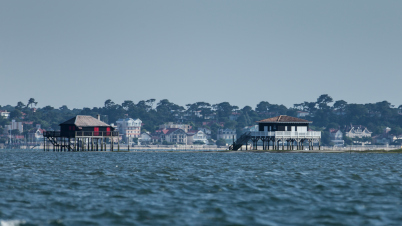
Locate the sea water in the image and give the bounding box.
[1,150,402,225]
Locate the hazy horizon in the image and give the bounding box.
[1,1,401,109]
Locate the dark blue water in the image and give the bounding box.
[1,150,402,225]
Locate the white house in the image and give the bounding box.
[329,129,344,146]
[344,125,372,139]
[140,132,152,145]
[0,110,10,119]
[160,128,187,144]
[28,124,45,142]
[187,130,208,144]
[198,127,212,139]
[217,129,237,144]
[116,118,142,143]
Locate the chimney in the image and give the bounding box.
[97,114,100,121]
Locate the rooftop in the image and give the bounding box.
[256,115,312,123]
[60,115,110,127]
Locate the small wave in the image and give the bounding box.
[0,220,26,226]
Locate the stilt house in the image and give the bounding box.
[43,115,118,151]
[230,115,321,151]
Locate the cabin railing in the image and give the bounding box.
[44,131,118,137]
[250,131,321,138]
[249,131,275,137]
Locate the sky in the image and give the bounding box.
[1,1,401,109]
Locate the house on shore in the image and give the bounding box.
[44,115,118,151]
[230,115,321,151]
[344,125,372,139]
[187,130,208,144]
[116,118,142,144]
[329,129,344,146]
[217,128,237,145]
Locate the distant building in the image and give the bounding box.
[27,124,45,142]
[217,128,237,144]
[116,118,142,143]
[296,111,310,118]
[187,130,208,144]
[372,127,394,144]
[139,132,152,145]
[344,125,372,139]
[6,120,23,133]
[0,110,10,119]
[198,127,212,139]
[159,122,191,132]
[329,129,344,146]
[160,128,187,144]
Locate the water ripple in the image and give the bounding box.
[1,150,402,225]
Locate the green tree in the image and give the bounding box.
[10,110,22,119]
[256,101,270,113]
[333,100,347,111]
[216,138,226,146]
[27,98,38,108]
[213,102,235,121]
[122,100,135,111]
[15,101,25,110]
[344,136,353,145]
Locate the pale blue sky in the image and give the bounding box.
[1,1,401,109]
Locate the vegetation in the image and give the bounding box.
[1,95,402,145]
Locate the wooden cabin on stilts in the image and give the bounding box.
[43,115,118,152]
[229,115,321,151]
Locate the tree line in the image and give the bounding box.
[1,95,402,145]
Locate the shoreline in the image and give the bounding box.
[2,146,402,154]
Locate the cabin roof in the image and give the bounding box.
[60,115,110,127]
[256,115,312,123]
